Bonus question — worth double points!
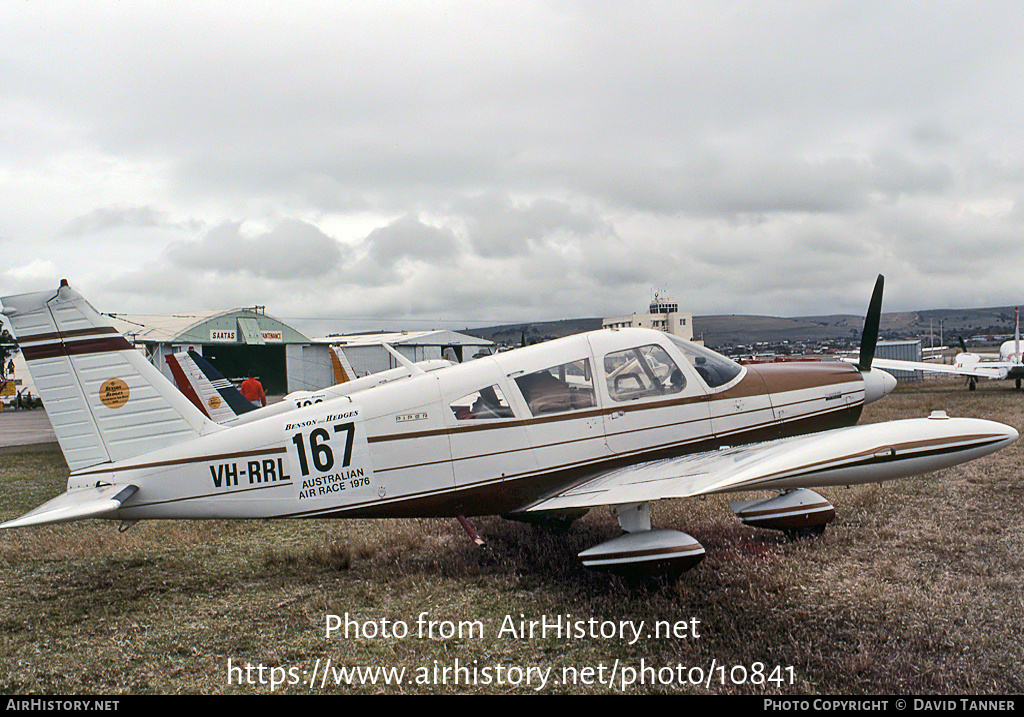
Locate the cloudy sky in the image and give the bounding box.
[3,2,1024,336]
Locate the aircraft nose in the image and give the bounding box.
[862,368,897,404]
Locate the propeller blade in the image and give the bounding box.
[958,336,968,354]
[857,274,884,371]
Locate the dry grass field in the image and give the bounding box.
[1,376,1022,695]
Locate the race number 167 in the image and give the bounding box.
[290,423,355,476]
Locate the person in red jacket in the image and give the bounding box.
[240,373,266,407]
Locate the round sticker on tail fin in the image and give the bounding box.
[100,378,130,409]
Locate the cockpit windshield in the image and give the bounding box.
[666,335,743,388]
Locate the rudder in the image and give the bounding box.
[2,281,219,472]
[165,349,258,422]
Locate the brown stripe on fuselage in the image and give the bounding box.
[424,383,862,478]
[368,360,861,445]
[91,360,869,518]
[368,404,608,443]
[107,400,867,520]
[280,402,864,520]
[360,361,866,497]
[72,446,288,478]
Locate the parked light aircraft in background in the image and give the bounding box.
[869,308,1024,391]
[164,349,263,423]
[166,347,454,426]
[0,277,1017,579]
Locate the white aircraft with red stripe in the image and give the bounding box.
[164,349,261,422]
[0,278,1016,579]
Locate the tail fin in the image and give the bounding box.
[1015,307,1020,364]
[330,345,354,384]
[165,349,258,422]
[1,281,219,472]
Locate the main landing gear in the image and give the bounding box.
[578,490,837,580]
[577,502,705,579]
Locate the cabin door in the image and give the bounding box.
[588,333,714,458]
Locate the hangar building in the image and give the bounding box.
[109,307,332,396]
[876,340,923,382]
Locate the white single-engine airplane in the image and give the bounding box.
[0,277,1017,578]
[869,308,1024,391]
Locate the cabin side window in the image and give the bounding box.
[514,359,595,416]
[604,344,686,402]
[450,385,515,420]
[666,335,743,388]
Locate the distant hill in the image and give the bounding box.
[464,306,1023,349]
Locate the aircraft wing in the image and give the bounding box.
[0,484,138,529]
[845,357,1008,380]
[523,416,1015,513]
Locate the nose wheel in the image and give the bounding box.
[729,489,836,535]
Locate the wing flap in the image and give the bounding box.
[0,484,138,529]
[525,416,1017,513]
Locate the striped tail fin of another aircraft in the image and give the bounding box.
[165,349,258,422]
